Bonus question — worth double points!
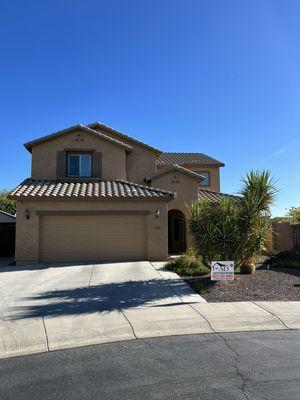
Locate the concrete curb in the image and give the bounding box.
[1,301,299,360]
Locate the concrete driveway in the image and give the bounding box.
[0,260,207,358]
[1,260,300,359]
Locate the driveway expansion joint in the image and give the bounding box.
[87,264,95,288]
[149,261,187,305]
[188,304,216,333]
[120,309,138,340]
[149,261,165,280]
[251,301,291,330]
[41,316,50,352]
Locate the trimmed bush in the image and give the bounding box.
[166,249,210,276]
[240,263,256,274]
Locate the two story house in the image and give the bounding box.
[10,122,225,265]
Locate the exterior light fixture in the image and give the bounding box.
[155,208,160,219]
[25,209,30,220]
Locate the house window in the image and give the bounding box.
[68,154,92,177]
[199,171,210,186]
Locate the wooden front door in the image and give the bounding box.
[168,210,186,254]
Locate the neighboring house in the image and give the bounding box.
[0,210,16,257]
[10,122,226,264]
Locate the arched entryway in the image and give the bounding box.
[168,209,187,254]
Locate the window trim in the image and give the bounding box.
[67,152,92,178]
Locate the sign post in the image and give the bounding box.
[211,261,234,281]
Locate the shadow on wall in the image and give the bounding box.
[8,278,192,320]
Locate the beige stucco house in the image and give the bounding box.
[10,122,225,265]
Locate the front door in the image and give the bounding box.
[168,210,186,254]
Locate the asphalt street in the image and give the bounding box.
[0,330,300,400]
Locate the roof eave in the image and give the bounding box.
[198,188,241,202]
[9,194,175,202]
[158,161,225,167]
[88,121,162,155]
[147,166,205,182]
[9,178,175,202]
[23,124,133,153]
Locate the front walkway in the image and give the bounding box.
[0,259,299,359]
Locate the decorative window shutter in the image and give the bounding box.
[56,151,65,179]
[92,152,102,178]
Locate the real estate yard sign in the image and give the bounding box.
[211,261,234,281]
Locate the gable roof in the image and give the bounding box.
[0,210,16,223]
[88,121,162,154]
[158,152,225,167]
[198,189,240,202]
[146,165,205,182]
[24,125,133,153]
[9,179,175,201]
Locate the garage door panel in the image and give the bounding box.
[40,215,146,262]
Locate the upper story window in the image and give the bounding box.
[199,171,210,187]
[68,154,92,177]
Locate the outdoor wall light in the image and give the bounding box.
[25,209,30,220]
[155,208,160,219]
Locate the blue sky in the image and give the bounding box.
[0,0,299,216]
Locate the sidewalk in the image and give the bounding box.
[1,300,300,360]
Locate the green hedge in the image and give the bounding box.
[166,251,210,276]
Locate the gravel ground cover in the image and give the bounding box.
[184,266,300,302]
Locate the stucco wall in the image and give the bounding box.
[151,171,199,248]
[126,146,157,184]
[31,129,127,180]
[92,126,158,184]
[157,164,221,192]
[15,199,169,264]
[188,165,220,192]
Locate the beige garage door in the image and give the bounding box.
[40,215,147,262]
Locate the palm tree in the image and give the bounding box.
[188,170,277,266]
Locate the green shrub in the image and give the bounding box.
[192,281,208,294]
[188,170,277,267]
[0,189,16,215]
[265,251,300,269]
[271,260,300,269]
[240,263,255,274]
[166,249,210,276]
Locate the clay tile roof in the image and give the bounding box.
[24,125,132,153]
[147,165,205,181]
[158,152,225,167]
[198,189,240,202]
[88,122,162,154]
[9,179,175,201]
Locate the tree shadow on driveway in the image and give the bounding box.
[7,278,194,320]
